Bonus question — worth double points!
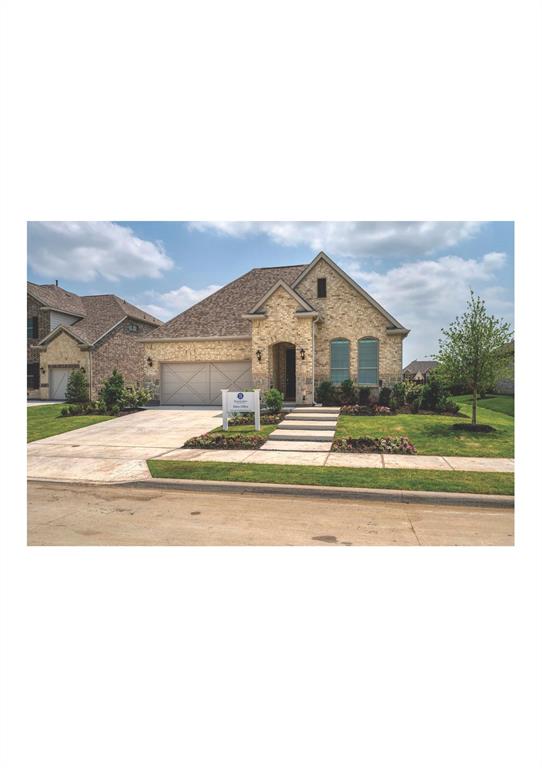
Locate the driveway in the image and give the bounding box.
[27,407,222,482]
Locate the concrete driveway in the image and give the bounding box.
[27,407,222,483]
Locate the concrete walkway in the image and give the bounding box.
[261,406,340,451]
[159,447,514,473]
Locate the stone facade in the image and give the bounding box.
[296,259,403,390]
[39,332,91,399]
[250,286,314,403]
[143,338,253,401]
[90,318,157,398]
[27,296,51,396]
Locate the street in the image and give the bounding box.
[27,481,514,546]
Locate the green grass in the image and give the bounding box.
[454,394,514,417]
[148,460,514,496]
[335,399,513,458]
[27,403,113,443]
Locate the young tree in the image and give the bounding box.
[99,369,125,411]
[437,291,512,424]
[65,368,89,403]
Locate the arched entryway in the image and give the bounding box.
[269,341,296,401]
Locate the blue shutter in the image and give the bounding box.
[358,339,378,385]
[330,340,350,383]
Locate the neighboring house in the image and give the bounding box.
[28,282,162,400]
[142,251,409,406]
[494,340,514,395]
[403,359,438,384]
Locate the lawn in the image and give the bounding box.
[148,460,514,496]
[454,394,514,417]
[335,398,513,458]
[27,403,113,443]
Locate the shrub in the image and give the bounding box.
[405,381,423,404]
[184,432,266,450]
[332,436,416,454]
[373,405,391,415]
[316,380,339,406]
[442,397,460,414]
[391,382,406,407]
[99,369,125,411]
[340,404,372,416]
[378,387,391,406]
[60,406,70,417]
[339,379,357,405]
[358,386,371,405]
[122,385,152,410]
[65,368,89,403]
[109,404,121,416]
[229,413,283,426]
[263,388,283,414]
[418,375,450,412]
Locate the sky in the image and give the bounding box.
[27,221,514,363]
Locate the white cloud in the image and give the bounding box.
[140,283,223,321]
[28,221,173,282]
[349,252,512,360]
[189,221,484,259]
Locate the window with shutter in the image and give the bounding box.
[358,338,379,385]
[330,339,350,383]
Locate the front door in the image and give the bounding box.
[285,347,296,400]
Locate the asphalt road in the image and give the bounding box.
[27,482,514,546]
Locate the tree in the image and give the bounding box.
[65,368,89,403]
[436,291,512,424]
[99,369,125,411]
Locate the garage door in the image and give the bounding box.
[49,368,70,400]
[161,361,253,405]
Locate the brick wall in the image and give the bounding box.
[296,259,405,389]
[27,295,50,364]
[91,318,158,398]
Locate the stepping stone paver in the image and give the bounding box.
[260,441,334,452]
[268,429,336,442]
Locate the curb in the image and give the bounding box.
[121,477,514,509]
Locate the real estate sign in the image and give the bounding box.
[221,389,261,430]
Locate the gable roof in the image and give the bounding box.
[292,252,409,332]
[245,279,316,315]
[146,265,307,339]
[403,360,438,375]
[35,293,162,347]
[27,282,86,317]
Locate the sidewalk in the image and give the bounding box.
[158,447,514,473]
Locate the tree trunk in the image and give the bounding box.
[472,388,477,425]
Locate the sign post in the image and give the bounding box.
[221,389,261,431]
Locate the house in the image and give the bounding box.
[494,340,514,394]
[403,359,438,384]
[28,281,162,400]
[141,251,409,405]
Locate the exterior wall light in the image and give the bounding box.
[81,367,86,373]
[147,356,153,367]
[256,349,262,362]
[40,367,45,374]
[299,348,306,360]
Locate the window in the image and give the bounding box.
[27,316,38,339]
[127,323,139,333]
[330,339,350,383]
[317,277,327,298]
[27,362,39,389]
[358,338,379,385]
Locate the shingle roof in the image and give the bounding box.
[67,295,161,344]
[403,360,438,375]
[146,265,308,339]
[27,282,86,317]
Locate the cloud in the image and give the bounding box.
[139,283,223,321]
[28,221,173,282]
[189,221,484,260]
[350,252,511,360]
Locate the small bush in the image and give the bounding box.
[263,388,283,414]
[229,413,283,426]
[358,386,371,405]
[405,382,423,404]
[65,368,89,403]
[99,369,125,411]
[109,404,121,416]
[316,380,339,406]
[122,385,152,410]
[391,382,406,407]
[378,387,391,406]
[184,432,266,450]
[60,406,70,417]
[418,375,450,411]
[442,397,460,414]
[339,379,357,405]
[340,404,372,416]
[373,405,392,415]
[332,436,416,454]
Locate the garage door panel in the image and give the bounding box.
[161,361,253,405]
[49,368,69,401]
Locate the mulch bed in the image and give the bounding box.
[332,437,417,454]
[451,423,496,433]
